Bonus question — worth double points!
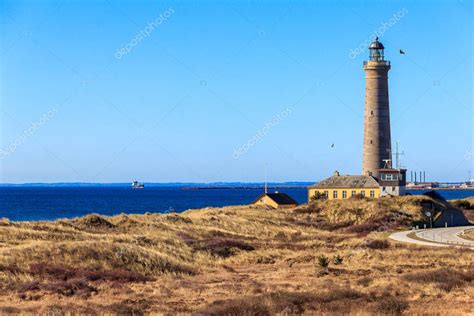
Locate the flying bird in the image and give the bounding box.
[399,49,406,55]
[331,143,335,148]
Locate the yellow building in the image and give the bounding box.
[252,192,298,208]
[308,171,380,201]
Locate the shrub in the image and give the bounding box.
[364,239,390,250]
[0,263,21,274]
[310,192,327,201]
[42,279,97,297]
[0,306,21,314]
[106,299,151,315]
[202,289,364,314]
[191,238,255,258]
[345,222,380,235]
[317,255,329,268]
[294,204,321,214]
[351,193,366,200]
[176,231,197,246]
[356,276,373,287]
[333,254,343,265]
[452,200,471,209]
[200,296,271,315]
[372,296,408,315]
[178,233,254,257]
[29,263,152,283]
[73,214,116,230]
[402,268,473,292]
[274,231,287,241]
[288,217,351,231]
[17,281,41,292]
[314,219,352,231]
[318,288,363,302]
[165,214,192,224]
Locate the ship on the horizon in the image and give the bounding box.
[131,181,144,189]
[460,179,474,189]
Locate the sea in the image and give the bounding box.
[0,187,473,222]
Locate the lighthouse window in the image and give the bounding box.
[371,110,373,116]
[370,140,373,144]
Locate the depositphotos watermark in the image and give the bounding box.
[115,8,175,59]
[349,8,408,59]
[233,108,292,159]
[0,108,58,160]
[465,149,474,160]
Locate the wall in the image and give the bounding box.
[380,186,405,197]
[308,188,381,201]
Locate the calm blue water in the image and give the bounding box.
[0,187,472,221]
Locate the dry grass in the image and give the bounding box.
[449,198,474,223]
[462,229,474,241]
[0,196,472,314]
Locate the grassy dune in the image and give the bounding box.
[0,195,472,314]
[463,230,474,241]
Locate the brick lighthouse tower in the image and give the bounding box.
[362,37,392,179]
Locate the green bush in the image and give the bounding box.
[333,254,343,265]
[317,255,329,268]
[452,200,471,209]
[311,191,327,201]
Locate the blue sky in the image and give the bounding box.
[0,0,472,183]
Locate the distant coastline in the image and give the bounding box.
[0,181,470,189]
[407,187,474,191]
[0,182,314,188]
[181,185,310,190]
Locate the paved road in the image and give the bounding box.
[389,226,474,249]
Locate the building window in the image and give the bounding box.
[381,174,386,180]
[361,191,366,197]
[333,191,338,199]
[351,190,356,197]
[324,191,328,198]
[382,186,386,191]
[370,190,375,198]
[342,191,347,198]
[385,174,399,180]
[392,187,396,191]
